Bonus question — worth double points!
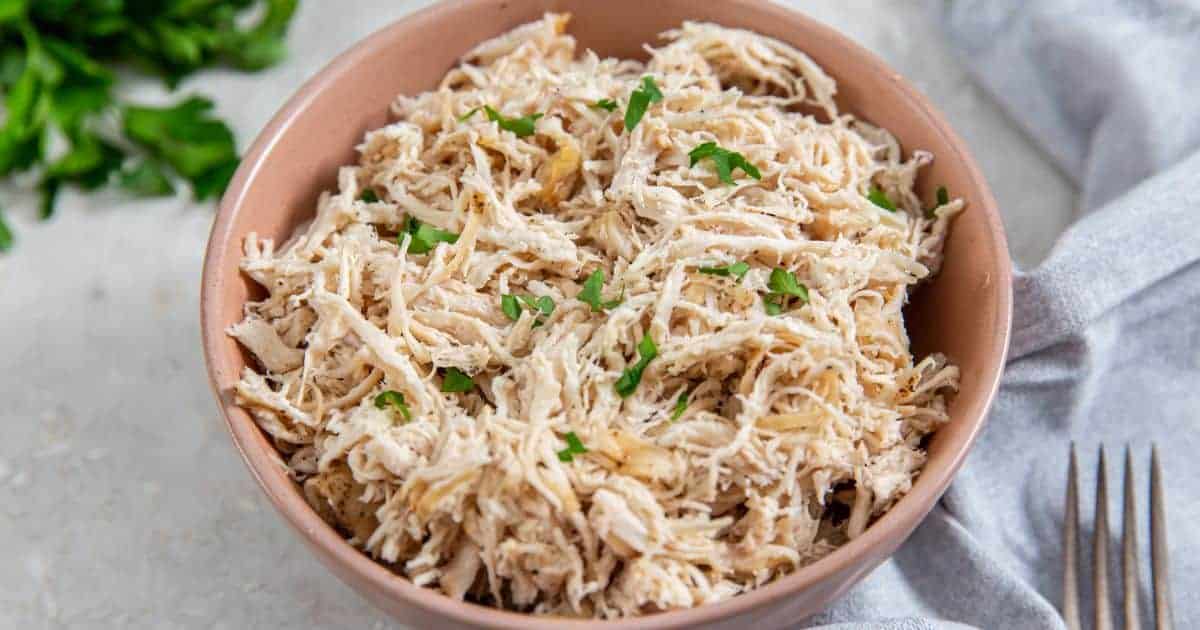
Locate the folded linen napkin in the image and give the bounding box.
[808,1,1200,627]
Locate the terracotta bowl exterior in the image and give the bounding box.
[200,1,1013,627]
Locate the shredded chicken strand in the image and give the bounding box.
[231,14,962,618]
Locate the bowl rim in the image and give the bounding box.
[200,1,1013,627]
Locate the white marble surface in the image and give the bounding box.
[0,1,1074,628]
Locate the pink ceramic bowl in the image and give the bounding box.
[201,1,1013,627]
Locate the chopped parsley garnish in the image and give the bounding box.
[763,268,809,315]
[557,431,588,462]
[670,391,690,421]
[624,76,663,131]
[458,106,482,122]
[440,367,475,393]
[501,294,555,326]
[687,142,762,185]
[401,216,459,254]
[490,106,542,137]
[373,390,412,422]
[459,105,544,137]
[577,269,623,312]
[926,186,949,218]
[360,189,378,203]
[614,333,658,398]
[698,261,750,282]
[867,185,897,212]
[592,98,618,112]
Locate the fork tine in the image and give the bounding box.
[1094,446,1113,630]
[1150,444,1174,630]
[1123,446,1141,630]
[1064,444,1082,630]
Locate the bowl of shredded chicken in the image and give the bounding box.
[211,7,1008,625]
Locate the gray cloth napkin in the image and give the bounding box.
[806,1,1200,627]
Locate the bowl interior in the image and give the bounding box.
[202,1,1011,628]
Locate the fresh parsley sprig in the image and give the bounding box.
[557,431,588,462]
[624,76,662,131]
[688,142,761,185]
[615,333,658,398]
[0,0,298,252]
[577,269,623,312]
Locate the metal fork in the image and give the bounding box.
[1064,445,1174,630]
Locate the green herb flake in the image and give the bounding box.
[360,189,379,203]
[458,106,482,122]
[557,431,588,462]
[440,367,475,393]
[483,105,543,138]
[592,98,618,112]
[687,142,762,185]
[615,333,658,398]
[401,216,459,254]
[698,261,750,282]
[501,294,522,321]
[624,76,663,132]
[867,185,897,212]
[767,268,809,301]
[577,269,623,312]
[503,293,556,326]
[670,391,689,421]
[763,295,783,316]
[373,390,412,422]
[926,186,949,218]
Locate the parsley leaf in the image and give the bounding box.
[615,333,658,398]
[360,189,378,203]
[624,76,662,131]
[374,390,412,422]
[401,216,459,254]
[557,431,588,462]
[457,106,481,122]
[501,294,522,321]
[118,159,175,197]
[0,0,296,250]
[670,391,690,421]
[440,367,475,393]
[763,268,809,315]
[577,269,623,312]
[698,261,750,282]
[123,96,240,200]
[867,185,897,212]
[687,142,761,185]
[592,98,617,112]
[484,105,543,138]
[926,185,949,218]
[502,293,555,326]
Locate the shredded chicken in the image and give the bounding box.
[230,14,962,618]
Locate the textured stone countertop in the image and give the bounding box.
[0,1,1073,628]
